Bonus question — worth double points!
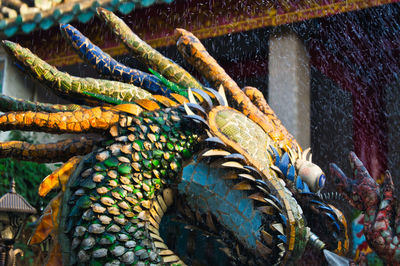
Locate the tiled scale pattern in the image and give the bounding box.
[63,107,200,265]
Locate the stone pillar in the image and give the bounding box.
[268,28,310,148]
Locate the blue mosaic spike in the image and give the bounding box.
[296,177,304,190]
[287,165,295,181]
[333,222,341,232]
[317,205,335,213]
[279,152,290,175]
[270,146,280,165]
[310,200,324,206]
[268,194,283,209]
[302,182,311,193]
[279,213,287,225]
[277,234,287,244]
[325,212,336,221]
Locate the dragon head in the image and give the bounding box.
[329,152,379,211]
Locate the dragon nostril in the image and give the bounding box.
[335,178,341,184]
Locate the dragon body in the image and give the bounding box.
[0,8,349,265]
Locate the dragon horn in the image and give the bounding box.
[59,24,172,96]
[96,8,203,91]
[2,41,153,105]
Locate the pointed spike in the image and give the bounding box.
[270,165,284,176]
[224,153,246,162]
[232,181,253,190]
[188,88,198,104]
[204,137,226,147]
[191,88,213,110]
[317,205,336,214]
[203,87,226,106]
[279,213,287,225]
[238,173,256,182]
[183,103,195,115]
[333,221,341,232]
[255,179,269,190]
[270,146,280,165]
[218,85,228,106]
[183,102,207,117]
[201,149,231,157]
[243,165,263,179]
[248,192,267,203]
[261,230,273,245]
[296,177,304,190]
[277,234,287,244]
[287,147,297,164]
[268,194,283,209]
[303,147,311,161]
[256,240,272,257]
[264,198,282,211]
[302,182,311,193]
[221,161,244,169]
[206,211,217,232]
[183,114,210,129]
[310,200,324,206]
[325,212,337,222]
[257,205,275,215]
[271,223,285,235]
[279,153,290,175]
[255,185,269,195]
[287,165,295,182]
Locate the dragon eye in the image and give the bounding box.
[318,174,326,189]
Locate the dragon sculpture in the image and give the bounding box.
[332,152,400,265]
[0,8,349,265]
